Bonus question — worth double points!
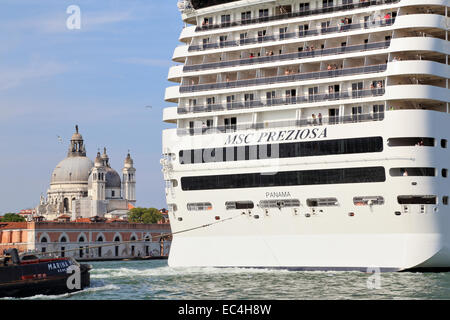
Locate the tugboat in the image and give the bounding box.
[0,248,91,298]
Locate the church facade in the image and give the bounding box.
[36,126,136,221]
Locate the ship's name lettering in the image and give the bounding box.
[225,127,327,145]
[266,192,291,198]
[48,261,70,271]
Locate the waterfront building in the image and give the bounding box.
[163,0,450,270]
[0,221,171,261]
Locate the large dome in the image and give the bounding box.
[51,157,94,184]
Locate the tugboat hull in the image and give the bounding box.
[0,249,91,299]
[0,264,91,298]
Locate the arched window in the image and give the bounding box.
[41,237,48,243]
[63,198,69,212]
[114,236,120,242]
[130,236,136,241]
[97,236,103,257]
[60,236,67,243]
[78,237,85,242]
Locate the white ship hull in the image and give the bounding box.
[163,0,450,271]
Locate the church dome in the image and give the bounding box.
[51,157,94,184]
[105,167,121,188]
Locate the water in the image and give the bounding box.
[5,260,450,300]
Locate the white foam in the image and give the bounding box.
[20,284,120,300]
[90,265,292,280]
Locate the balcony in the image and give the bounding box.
[185,40,390,72]
[189,18,394,52]
[177,88,385,114]
[194,0,400,32]
[180,64,387,93]
[176,112,385,136]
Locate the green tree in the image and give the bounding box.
[128,207,162,224]
[0,213,26,222]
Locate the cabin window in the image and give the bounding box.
[307,198,338,207]
[181,167,386,191]
[353,196,384,206]
[443,196,448,205]
[397,195,437,205]
[442,169,448,178]
[187,202,213,211]
[441,139,447,148]
[387,137,434,147]
[225,201,254,210]
[389,167,435,177]
[259,9,269,17]
[259,199,301,208]
[220,14,230,24]
[241,11,251,21]
[299,3,310,11]
[323,0,333,8]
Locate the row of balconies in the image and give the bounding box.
[166,57,449,102]
[170,37,448,83]
[193,0,401,32]
[185,0,447,38]
[179,64,388,93]
[164,83,449,125]
[169,35,449,81]
[188,16,395,52]
[183,40,391,73]
[176,112,385,136]
[174,13,448,62]
[177,88,386,115]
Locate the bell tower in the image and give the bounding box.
[122,152,136,204]
[91,151,106,201]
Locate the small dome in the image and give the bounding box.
[71,132,83,141]
[51,157,94,184]
[124,153,134,167]
[71,125,83,141]
[105,167,121,188]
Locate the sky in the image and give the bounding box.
[0,0,182,213]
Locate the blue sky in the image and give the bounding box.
[0,0,182,213]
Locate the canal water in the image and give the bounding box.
[5,260,450,300]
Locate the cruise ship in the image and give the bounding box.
[162,0,450,271]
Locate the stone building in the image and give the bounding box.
[0,221,171,261]
[36,126,136,221]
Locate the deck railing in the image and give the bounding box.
[185,40,390,72]
[180,64,387,93]
[189,18,394,53]
[177,112,385,136]
[194,0,399,32]
[178,88,385,114]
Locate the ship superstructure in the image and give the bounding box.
[163,0,450,271]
